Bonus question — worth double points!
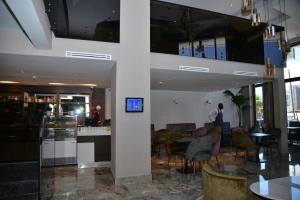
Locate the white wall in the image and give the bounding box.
[105,88,111,120]
[151,89,239,130]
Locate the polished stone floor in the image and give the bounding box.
[41,145,300,200]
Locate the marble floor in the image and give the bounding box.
[41,145,300,200]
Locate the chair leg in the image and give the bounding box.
[235,149,238,160]
[193,161,196,174]
[157,144,160,157]
[215,155,220,166]
[175,155,177,168]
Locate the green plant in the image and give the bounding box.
[223,89,249,127]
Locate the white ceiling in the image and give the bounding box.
[151,68,271,91]
[0,53,114,87]
[0,53,270,91]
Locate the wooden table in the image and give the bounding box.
[250,176,300,200]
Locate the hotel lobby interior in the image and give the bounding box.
[1,0,300,200]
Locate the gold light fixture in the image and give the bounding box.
[241,0,253,16]
[251,8,261,26]
[265,57,276,76]
[264,24,276,39]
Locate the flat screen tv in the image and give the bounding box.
[125,98,143,112]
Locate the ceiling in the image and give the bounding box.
[0,53,269,92]
[0,53,114,88]
[151,68,270,91]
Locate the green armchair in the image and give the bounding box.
[202,164,259,200]
[232,130,258,160]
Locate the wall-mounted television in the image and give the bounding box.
[125,98,143,112]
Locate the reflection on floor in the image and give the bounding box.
[41,147,300,200]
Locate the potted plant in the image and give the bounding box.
[223,88,249,127]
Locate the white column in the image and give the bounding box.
[273,68,288,154]
[111,0,151,184]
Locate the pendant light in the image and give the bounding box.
[241,0,252,16]
[265,57,276,76]
[251,1,261,26]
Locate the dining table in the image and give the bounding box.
[248,132,272,162]
[250,176,300,200]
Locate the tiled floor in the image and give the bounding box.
[41,146,300,200]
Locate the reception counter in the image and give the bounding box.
[77,127,111,168]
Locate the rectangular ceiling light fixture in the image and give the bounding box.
[48,82,97,87]
[0,81,20,84]
[234,70,258,77]
[179,65,209,73]
[66,51,112,60]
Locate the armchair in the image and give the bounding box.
[208,126,221,165]
[153,129,184,166]
[202,164,259,200]
[185,135,213,173]
[232,130,258,160]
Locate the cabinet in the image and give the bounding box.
[41,115,77,166]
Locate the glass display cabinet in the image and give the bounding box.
[41,115,77,166]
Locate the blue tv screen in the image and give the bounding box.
[125,98,143,112]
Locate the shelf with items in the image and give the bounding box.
[0,93,24,103]
[24,93,57,104]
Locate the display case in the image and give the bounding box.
[41,115,77,166]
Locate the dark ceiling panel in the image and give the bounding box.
[43,0,120,42]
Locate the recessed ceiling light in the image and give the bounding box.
[48,82,97,87]
[0,81,19,84]
[159,81,164,85]
[48,82,64,85]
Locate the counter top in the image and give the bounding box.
[77,127,111,136]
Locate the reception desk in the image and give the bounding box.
[77,127,111,168]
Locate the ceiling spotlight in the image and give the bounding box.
[159,81,164,85]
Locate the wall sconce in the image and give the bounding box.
[172,98,179,104]
[205,100,212,104]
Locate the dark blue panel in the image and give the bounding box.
[204,46,216,59]
[264,40,284,68]
[216,45,226,60]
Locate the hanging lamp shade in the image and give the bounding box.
[241,0,253,16]
[251,8,261,26]
[265,57,276,76]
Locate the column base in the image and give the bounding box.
[114,174,152,186]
